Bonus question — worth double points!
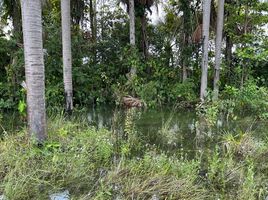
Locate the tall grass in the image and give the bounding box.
[0,115,268,199]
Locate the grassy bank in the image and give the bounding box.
[0,115,268,199]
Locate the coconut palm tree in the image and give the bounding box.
[200,0,211,101]
[61,0,73,113]
[213,0,225,100]
[129,0,135,46]
[89,0,97,63]
[121,0,155,59]
[129,0,136,75]
[21,0,47,143]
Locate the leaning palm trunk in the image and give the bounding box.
[61,0,73,113]
[200,0,211,101]
[213,0,225,100]
[21,0,47,142]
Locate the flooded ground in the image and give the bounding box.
[1,106,268,199]
[86,106,268,158]
[2,106,267,158]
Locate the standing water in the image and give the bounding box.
[86,106,267,158]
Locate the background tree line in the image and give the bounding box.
[0,0,267,141]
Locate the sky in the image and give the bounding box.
[148,3,166,24]
[118,1,166,25]
[1,1,267,36]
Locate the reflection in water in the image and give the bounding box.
[86,106,267,159]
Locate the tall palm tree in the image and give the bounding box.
[61,0,73,113]
[200,0,211,101]
[121,0,155,59]
[21,0,47,143]
[129,0,135,46]
[213,0,225,100]
[138,0,155,60]
[89,0,97,63]
[129,0,136,76]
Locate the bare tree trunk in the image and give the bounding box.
[240,3,249,88]
[213,0,225,101]
[200,0,211,101]
[129,0,136,76]
[225,35,232,82]
[89,0,94,37]
[89,0,97,63]
[12,1,22,40]
[93,0,97,40]
[21,0,47,143]
[129,0,135,46]
[181,0,192,82]
[141,15,148,60]
[182,33,188,82]
[182,63,188,82]
[61,0,73,113]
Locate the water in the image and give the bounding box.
[1,107,267,199]
[49,190,70,200]
[2,106,267,157]
[86,106,268,158]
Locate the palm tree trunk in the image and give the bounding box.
[93,0,97,40]
[129,0,136,76]
[181,0,191,82]
[12,0,22,40]
[182,62,188,82]
[129,0,135,46]
[225,34,232,82]
[213,0,225,101]
[141,15,148,60]
[21,0,47,143]
[61,0,73,113]
[200,0,211,101]
[182,33,188,82]
[89,0,97,63]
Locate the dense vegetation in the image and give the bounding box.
[0,0,267,111]
[0,0,268,199]
[0,115,268,199]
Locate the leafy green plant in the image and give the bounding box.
[171,80,197,102]
[18,100,26,117]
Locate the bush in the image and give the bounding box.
[222,80,268,119]
[171,80,197,102]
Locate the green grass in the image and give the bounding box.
[0,115,268,199]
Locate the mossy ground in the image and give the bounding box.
[0,114,268,199]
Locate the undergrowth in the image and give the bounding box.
[0,115,268,199]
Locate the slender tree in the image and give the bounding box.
[21,0,47,142]
[200,0,211,101]
[61,0,73,113]
[181,0,192,82]
[129,0,136,75]
[129,0,135,46]
[213,0,225,100]
[89,0,97,63]
[121,0,155,60]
